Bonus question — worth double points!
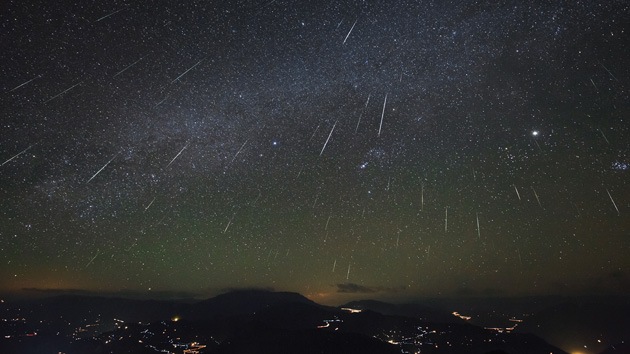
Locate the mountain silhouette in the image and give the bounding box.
[1,290,571,354]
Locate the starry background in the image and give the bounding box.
[1,0,629,303]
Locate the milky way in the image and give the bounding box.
[1,0,628,302]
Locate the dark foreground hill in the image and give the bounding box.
[516,296,630,354]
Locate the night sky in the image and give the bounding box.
[1,0,629,304]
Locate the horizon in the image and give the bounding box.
[2,286,628,307]
[3,286,627,354]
